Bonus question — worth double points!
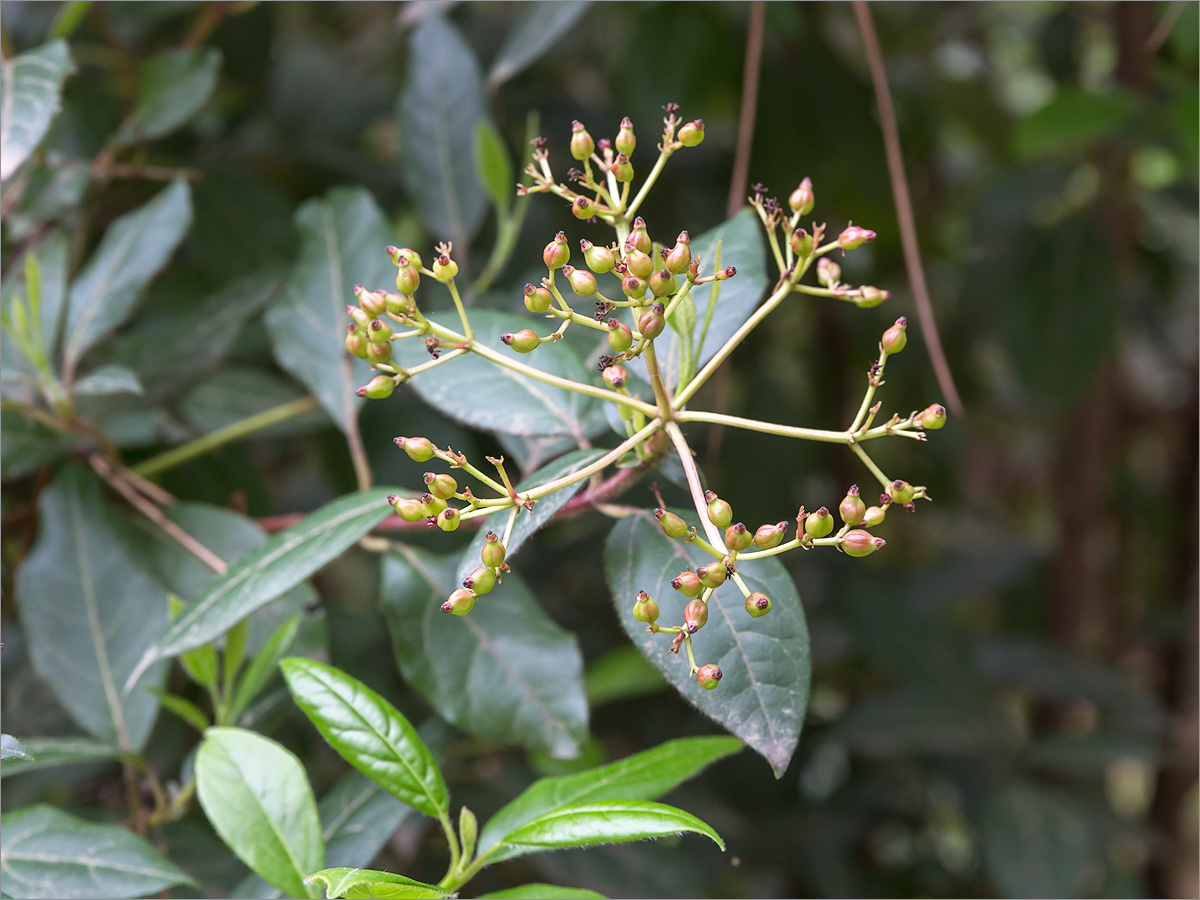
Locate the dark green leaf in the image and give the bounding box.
[0,409,73,480]
[584,644,666,707]
[305,868,450,900]
[381,546,588,758]
[71,363,143,397]
[1013,88,1138,158]
[196,727,324,899]
[394,309,598,438]
[0,736,32,761]
[265,188,388,436]
[496,801,723,856]
[16,467,169,750]
[477,885,605,900]
[62,178,192,376]
[0,737,118,778]
[0,804,191,899]
[397,13,489,246]
[479,736,741,859]
[282,657,448,818]
[487,2,591,89]
[0,40,73,180]
[475,120,513,214]
[116,47,222,144]
[604,510,810,778]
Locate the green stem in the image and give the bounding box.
[625,148,673,220]
[686,531,725,559]
[447,280,473,340]
[665,422,726,551]
[849,442,891,490]
[437,813,462,890]
[849,347,889,434]
[132,395,320,478]
[526,418,661,500]
[643,343,674,423]
[674,410,851,443]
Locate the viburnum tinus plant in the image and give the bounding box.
[349,107,946,689]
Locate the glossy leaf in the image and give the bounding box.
[127,488,396,687]
[196,727,324,899]
[381,546,588,758]
[16,467,168,750]
[487,2,591,89]
[266,187,388,435]
[71,364,143,397]
[394,309,597,438]
[479,735,741,859]
[496,801,723,856]
[305,868,450,900]
[397,13,489,247]
[282,657,448,818]
[0,736,118,778]
[477,886,605,900]
[604,510,809,777]
[0,804,191,899]
[116,47,222,144]
[455,448,606,584]
[62,178,193,375]
[0,40,73,180]
[475,120,513,214]
[0,735,32,761]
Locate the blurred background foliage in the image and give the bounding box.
[0,2,1196,898]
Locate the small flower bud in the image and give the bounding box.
[356,286,388,318]
[862,505,886,527]
[395,264,420,295]
[881,317,907,355]
[839,485,866,525]
[725,522,752,552]
[697,561,727,589]
[396,436,435,462]
[424,472,458,500]
[358,375,394,399]
[603,365,628,390]
[347,305,372,330]
[570,120,595,161]
[804,507,834,539]
[888,479,915,505]
[503,330,541,353]
[696,664,722,690]
[839,223,876,250]
[615,117,636,156]
[621,275,647,301]
[543,232,570,269]
[916,404,947,430]
[606,319,633,352]
[705,490,733,528]
[817,257,840,288]
[388,246,423,269]
[665,231,692,275]
[463,566,496,595]
[572,195,598,220]
[678,119,705,147]
[612,153,634,183]
[638,303,666,340]
[366,341,392,364]
[753,521,788,550]
[581,239,616,273]
[745,591,772,618]
[441,588,475,616]
[654,508,689,539]
[716,265,737,281]
[857,286,889,308]
[632,590,660,624]
[346,329,368,358]
[624,247,654,278]
[421,493,447,517]
[391,497,427,522]
[628,217,651,254]
[565,266,598,297]
[386,292,413,315]
[433,253,458,282]
[789,228,813,257]
[368,319,393,341]
[684,598,709,633]
[436,507,461,532]
[649,268,677,298]
[524,283,552,313]
[481,531,506,567]
[842,529,885,557]
[788,177,815,215]
[672,571,703,597]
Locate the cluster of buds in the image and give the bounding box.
[442,531,508,616]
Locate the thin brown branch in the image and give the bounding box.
[726,0,766,221]
[852,0,963,415]
[180,1,232,50]
[1145,0,1187,54]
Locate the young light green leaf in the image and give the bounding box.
[478,735,741,859]
[62,179,193,378]
[604,510,810,778]
[487,2,591,89]
[127,488,397,687]
[116,47,222,144]
[265,188,389,436]
[455,448,606,584]
[2,232,69,391]
[477,885,605,900]
[281,658,449,819]
[230,615,303,724]
[0,737,118,778]
[196,727,324,899]
[496,800,723,856]
[16,466,169,751]
[398,13,489,247]
[474,120,513,215]
[146,688,212,732]
[0,40,74,180]
[71,364,144,397]
[381,546,588,759]
[305,868,451,900]
[0,735,32,761]
[393,309,598,438]
[0,804,192,899]
[666,290,697,388]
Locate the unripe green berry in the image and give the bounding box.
[612,153,634,183]
[366,341,392,364]
[839,485,866,526]
[684,598,709,633]
[356,285,387,318]
[581,239,616,273]
[745,591,772,618]
[572,195,598,220]
[390,496,427,522]
[881,317,908,354]
[387,246,423,270]
[839,223,876,250]
[421,492,447,517]
[396,436,435,462]
[424,472,458,500]
[654,508,689,539]
[638,303,666,340]
[632,590,659,624]
[615,117,636,156]
[570,120,595,161]
[503,329,541,353]
[790,228,813,257]
[603,365,628,389]
[696,664,722,690]
[804,507,834,539]
[916,404,947,430]
[705,490,732,528]
[358,375,395,399]
[789,177,814,215]
[624,247,654,279]
[649,268,677,298]
[437,507,460,532]
[524,283,552,313]
[628,217,651,254]
[888,479,915,505]
[368,318,393,341]
[753,521,788,550]
[843,529,885,558]
[481,531,506,567]
[441,588,475,616]
[463,566,496,595]
[346,328,368,358]
[347,305,371,330]
[697,561,727,589]
[606,319,633,352]
[386,292,413,315]
[433,253,458,282]
[564,265,598,297]
[857,286,889,308]
[861,505,886,527]
[817,257,840,288]
[678,119,705,147]
[543,232,570,269]
[621,275,647,301]
[725,522,752,552]
[665,231,691,275]
[672,571,703,597]
[395,264,420,295]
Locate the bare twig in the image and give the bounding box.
[1145,0,1187,54]
[852,0,963,415]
